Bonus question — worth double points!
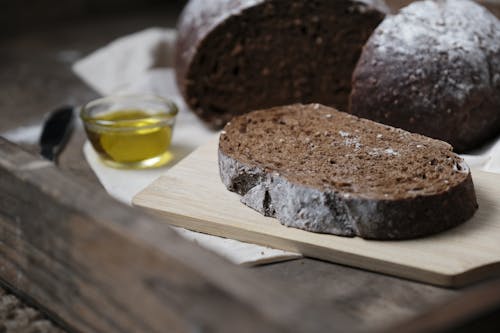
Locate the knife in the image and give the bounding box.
[39,106,75,163]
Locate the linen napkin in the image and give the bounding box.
[72,28,301,266]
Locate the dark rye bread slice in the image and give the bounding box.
[175,0,388,128]
[218,104,478,240]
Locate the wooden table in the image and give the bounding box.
[1,2,500,333]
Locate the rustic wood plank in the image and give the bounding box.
[0,137,357,333]
[256,258,459,330]
[386,280,500,333]
[133,137,500,287]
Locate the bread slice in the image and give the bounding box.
[218,104,478,240]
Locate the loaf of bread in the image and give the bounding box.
[175,0,388,128]
[218,104,478,240]
[350,0,500,152]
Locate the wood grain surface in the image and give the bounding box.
[134,136,500,287]
[0,137,362,333]
[386,279,500,333]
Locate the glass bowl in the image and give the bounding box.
[80,94,178,169]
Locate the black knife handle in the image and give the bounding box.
[39,106,75,163]
[40,145,56,161]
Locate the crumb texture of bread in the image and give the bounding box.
[350,0,500,152]
[218,104,478,239]
[175,0,387,128]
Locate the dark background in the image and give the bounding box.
[3,0,498,39]
[2,0,188,37]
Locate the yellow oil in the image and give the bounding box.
[85,109,173,168]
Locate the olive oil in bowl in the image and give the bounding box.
[81,95,178,169]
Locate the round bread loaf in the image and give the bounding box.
[219,103,478,240]
[349,0,500,152]
[175,0,388,128]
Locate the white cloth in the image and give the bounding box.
[461,139,500,173]
[73,28,301,266]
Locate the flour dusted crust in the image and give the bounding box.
[350,0,500,152]
[218,104,478,240]
[175,0,388,128]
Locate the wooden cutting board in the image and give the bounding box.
[133,136,500,287]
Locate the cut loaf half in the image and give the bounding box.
[218,104,478,240]
[175,0,388,128]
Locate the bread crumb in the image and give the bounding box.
[339,131,350,138]
[384,148,399,156]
